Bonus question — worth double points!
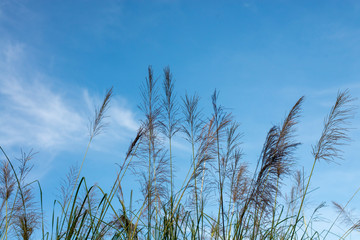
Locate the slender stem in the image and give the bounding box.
[152,133,158,235]
[200,158,207,240]
[169,136,173,203]
[0,147,28,239]
[5,199,7,240]
[191,128,200,239]
[169,135,175,239]
[271,177,280,239]
[148,134,152,240]
[291,157,317,239]
[216,131,226,240]
[324,185,360,239]
[60,139,92,234]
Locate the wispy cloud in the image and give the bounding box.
[0,43,87,149]
[110,101,139,132]
[83,89,139,143]
[0,43,139,152]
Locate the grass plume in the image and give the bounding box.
[1,67,358,240]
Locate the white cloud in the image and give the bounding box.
[0,43,139,152]
[110,100,139,132]
[0,44,87,149]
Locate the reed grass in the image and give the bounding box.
[0,67,358,239]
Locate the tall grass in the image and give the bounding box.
[0,67,358,239]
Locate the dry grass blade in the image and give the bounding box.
[211,90,232,142]
[286,170,303,215]
[0,160,16,206]
[89,87,113,138]
[160,66,180,138]
[160,67,179,231]
[312,89,355,163]
[182,93,202,143]
[147,150,170,204]
[231,160,248,207]
[2,62,359,240]
[139,66,161,127]
[251,126,279,208]
[124,127,144,162]
[193,117,217,179]
[224,122,243,171]
[58,165,79,207]
[293,90,355,239]
[17,149,36,182]
[275,96,304,176]
[351,220,360,232]
[332,201,360,237]
[139,166,168,217]
[225,122,246,209]
[0,159,16,240]
[114,214,138,239]
[210,89,234,240]
[135,66,167,239]
[251,96,303,209]
[12,150,41,240]
[332,201,357,228]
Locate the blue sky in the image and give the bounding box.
[1,0,360,238]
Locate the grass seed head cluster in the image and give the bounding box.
[0,66,358,240]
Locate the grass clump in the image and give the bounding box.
[0,67,358,239]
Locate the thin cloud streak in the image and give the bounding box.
[0,43,86,149]
[0,43,139,152]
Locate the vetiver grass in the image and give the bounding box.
[0,66,359,239]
